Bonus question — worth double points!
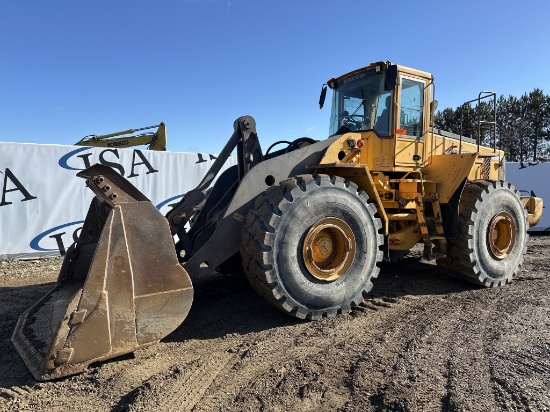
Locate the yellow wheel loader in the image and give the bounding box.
[13,61,543,380]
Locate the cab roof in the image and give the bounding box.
[327,61,433,89]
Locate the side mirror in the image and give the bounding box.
[430,100,439,113]
[319,84,327,109]
[384,65,398,91]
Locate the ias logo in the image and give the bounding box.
[30,221,84,255]
[30,194,185,255]
[58,147,158,178]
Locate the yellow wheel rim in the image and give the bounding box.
[303,217,356,281]
[488,211,516,259]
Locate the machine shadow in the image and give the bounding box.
[166,256,478,343]
[0,282,56,388]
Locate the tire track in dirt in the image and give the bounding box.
[308,261,548,412]
[346,289,464,411]
[116,353,234,412]
[114,273,426,411]
[483,279,550,411]
[194,269,471,411]
[0,384,35,402]
[110,295,286,411]
[443,291,502,411]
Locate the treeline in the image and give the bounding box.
[434,89,550,161]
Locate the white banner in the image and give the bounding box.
[505,161,549,231]
[0,142,236,259]
[3,145,545,260]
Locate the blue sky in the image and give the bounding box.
[1,0,549,154]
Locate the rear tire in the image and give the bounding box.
[241,174,383,320]
[436,180,527,287]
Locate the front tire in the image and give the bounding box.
[437,180,527,287]
[241,174,383,320]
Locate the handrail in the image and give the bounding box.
[459,91,496,154]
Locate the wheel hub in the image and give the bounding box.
[488,211,516,259]
[303,217,356,281]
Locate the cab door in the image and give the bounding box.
[394,76,426,168]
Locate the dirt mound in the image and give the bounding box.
[1,238,549,411]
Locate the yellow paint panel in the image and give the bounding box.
[424,153,477,203]
[394,138,424,166]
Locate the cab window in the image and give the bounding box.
[329,69,391,136]
[373,92,392,135]
[399,78,424,138]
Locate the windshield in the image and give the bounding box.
[329,70,393,137]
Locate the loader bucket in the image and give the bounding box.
[12,164,193,381]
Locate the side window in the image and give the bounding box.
[399,78,424,138]
[374,92,392,136]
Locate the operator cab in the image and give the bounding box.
[321,62,428,141]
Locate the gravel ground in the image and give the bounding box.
[1,237,549,411]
